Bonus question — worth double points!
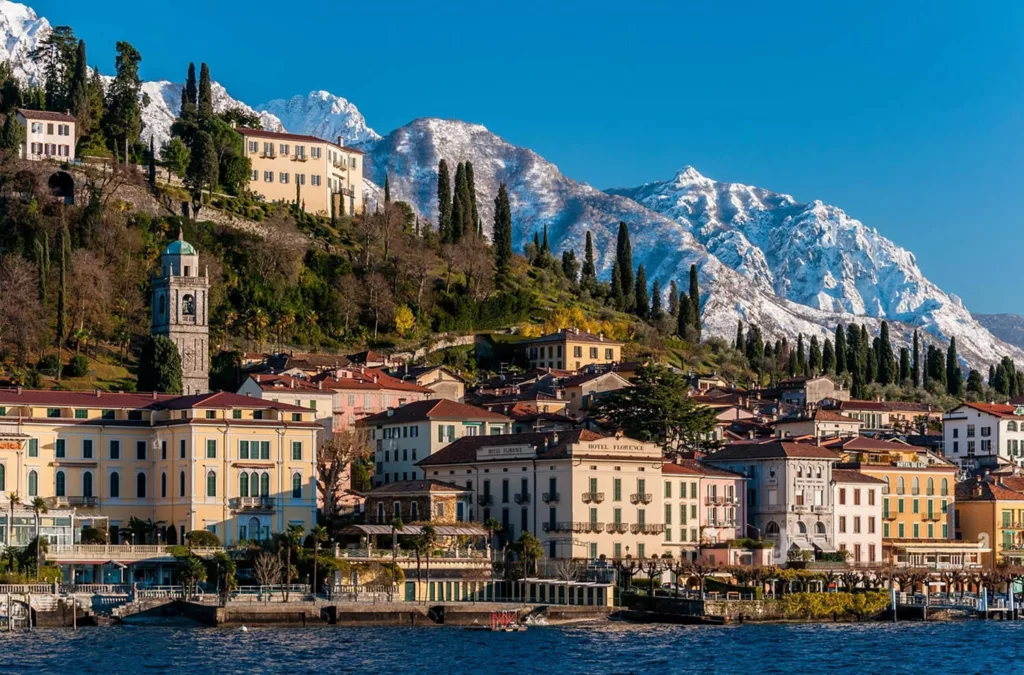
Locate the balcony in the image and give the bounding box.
[292,154,308,162]
[260,152,276,159]
[924,514,943,522]
[231,496,275,510]
[606,523,629,534]
[587,522,605,533]
[581,492,604,504]
[332,159,347,170]
[630,523,665,535]
[542,492,560,504]
[630,493,652,505]
[883,513,896,521]
[68,496,99,507]
[811,505,829,514]
[477,494,494,506]
[572,522,593,534]
[514,493,531,505]
[791,504,809,513]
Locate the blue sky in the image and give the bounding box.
[33,0,1024,314]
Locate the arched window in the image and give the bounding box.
[136,472,146,499]
[179,470,186,497]
[815,522,826,535]
[897,477,905,495]
[248,517,260,542]
[182,294,196,316]
[108,471,120,498]
[55,470,65,497]
[260,472,270,496]
[912,477,920,495]
[816,466,822,479]
[766,521,780,535]
[250,472,260,497]
[292,473,302,499]
[0,464,7,492]
[797,467,803,478]
[797,521,807,534]
[927,478,935,496]
[239,472,249,497]
[883,476,890,494]
[83,471,93,498]
[942,478,949,497]
[206,471,216,497]
[161,472,167,498]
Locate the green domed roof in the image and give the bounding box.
[163,230,197,256]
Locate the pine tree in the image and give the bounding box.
[69,40,89,135]
[492,183,513,284]
[634,264,649,320]
[677,291,692,337]
[946,338,962,396]
[103,41,146,164]
[466,161,481,235]
[688,264,701,339]
[899,347,911,385]
[823,337,836,373]
[197,62,213,123]
[835,324,847,375]
[437,159,452,242]
[384,174,391,203]
[912,329,920,388]
[809,336,822,374]
[650,278,662,320]
[736,321,745,352]
[616,222,633,307]
[581,231,596,289]
[610,259,625,309]
[668,280,679,317]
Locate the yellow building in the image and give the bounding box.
[238,127,364,217]
[17,108,76,161]
[520,328,623,371]
[0,389,319,552]
[955,475,1024,567]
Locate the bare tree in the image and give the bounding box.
[402,240,439,307]
[455,234,494,301]
[316,430,373,519]
[253,552,283,600]
[364,272,394,338]
[0,255,46,365]
[334,274,363,337]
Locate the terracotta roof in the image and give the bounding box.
[956,478,1024,502]
[662,460,745,479]
[831,469,886,485]
[560,371,629,389]
[365,479,470,495]
[418,429,605,466]
[236,126,365,154]
[359,399,509,425]
[706,442,843,461]
[519,329,623,346]
[248,374,324,393]
[157,391,311,412]
[828,436,914,452]
[840,399,938,413]
[954,402,1024,419]
[313,368,433,394]
[0,388,311,412]
[18,108,75,122]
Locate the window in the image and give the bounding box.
[202,439,215,459]
[47,407,60,418]
[239,472,249,497]
[766,521,779,535]
[279,172,290,184]
[259,441,270,460]
[161,472,167,498]
[55,471,66,497]
[109,440,120,459]
[180,470,186,497]
[292,473,302,498]
[664,481,672,499]
[27,470,38,496]
[250,169,258,181]
[897,477,904,494]
[206,471,216,497]
[839,516,846,533]
[815,521,826,535]
[941,478,949,496]
[261,472,270,495]
[589,347,598,359]
[613,478,622,501]
[160,441,167,460]
[263,171,274,182]
[239,440,250,459]
[297,174,306,185]
[136,473,146,498]
[136,441,147,460]
[280,143,289,156]
[180,439,186,458]
[311,175,322,186]
[55,439,65,458]
[82,472,92,498]
[797,521,807,534]
[967,424,975,437]
[110,472,120,498]
[292,441,302,460]
[28,438,38,457]
[839,488,846,505]
[248,140,258,153]
[74,409,87,419]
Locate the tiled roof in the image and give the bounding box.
[954,402,1024,419]
[18,108,75,122]
[519,329,623,346]
[706,442,843,461]
[840,399,938,413]
[418,430,604,466]
[158,391,311,412]
[0,388,310,412]
[313,368,433,394]
[236,126,365,154]
[359,399,509,424]
[560,371,629,389]
[828,436,913,452]
[248,374,325,392]
[831,469,886,485]
[662,460,745,479]
[365,479,469,495]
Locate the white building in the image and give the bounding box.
[943,402,1024,470]
[359,399,511,486]
[238,374,337,438]
[17,108,76,161]
[831,469,884,564]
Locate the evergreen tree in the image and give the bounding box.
[650,278,662,321]
[634,264,649,320]
[610,259,625,310]
[989,364,998,389]
[946,338,962,396]
[86,67,105,141]
[834,324,847,375]
[561,250,579,282]
[103,42,147,163]
[465,161,481,235]
[437,159,452,242]
[492,183,513,283]
[56,220,68,353]
[615,222,634,308]
[823,337,836,373]
[688,264,701,339]
[0,113,24,152]
[69,40,90,135]
[967,369,984,396]
[451,162,466,242]
[922,341,930,388]
[180,62,198,122]
[846,324,862,384]
[787,350,798,378]
[851,363,865,400]
[796,334,807,376]
[899,347,910,385]
[29,25,77,112]
[541,224,550,254]
[186,130,218,205]
[912,329,920,388]
[138,336,183,393]
[867,337,879,384]
[581,231,596,289]
[668,280,679,317]
[384,174,390,203]
[809,336,822,374]
[736,321,745,352]
[161,137,190,179]
[877,322,896,385]
[677,291,692,337]
[197,62,214,123]
[148,136,156,186]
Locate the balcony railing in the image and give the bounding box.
[811,506,829,514]
[542,492,560,503]
[514,493,531,505]
[630,523,665,535]
[883,513,896,521]
[260,152,276,159]
[231,496,275,510]
[586,522,604,533]
[630,493,652,505]
[547,522,574,533]
[791,504,809,513]
[477,494,494,506]
[68,496,99,507]
[582,492,604,504]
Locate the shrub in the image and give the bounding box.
[37,354,60,374]
[66,355,89,378]
[80,526,108,544]
[185,530,221,547]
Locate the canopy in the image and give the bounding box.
[340,524,488,537]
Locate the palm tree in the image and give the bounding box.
[483,517,501,560]
[179,556,207,600]
[281,523,304,602]
[6,492,19,555]
[421,524,438,603]
[30,496,48,579]
[389,516,404,590]
[310,524,328,602]
[515,532,543,598]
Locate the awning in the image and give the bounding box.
[790,540,814,551]
[813,541,837,553]
[340,524,488,537]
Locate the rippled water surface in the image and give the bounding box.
[0,621,1019,674]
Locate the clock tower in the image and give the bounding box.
[152,229,210,394]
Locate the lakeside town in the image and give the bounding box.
[1,14,1024,632]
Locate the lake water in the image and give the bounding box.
[0,621,1019,674]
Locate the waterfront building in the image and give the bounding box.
[360,399,511,486]
[519,328,623,371]
[238,127,364,216]
[831,469,884,564]
[705,442,841,564]
[955,475,1024,567]
[418,430,667,559]
[0,389,318,563]
[943,402,1024,471]
[363,479,474,525]
[17,108,75,161]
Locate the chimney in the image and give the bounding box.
[318,380,323,390]
[152,391,158,400]
[95,389,101,398]
[387,409,394,417]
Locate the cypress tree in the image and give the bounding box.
[634,264,649,320]
[384,174,390,203]
[877,322,896,385]
[796,334,806,376]
[581,231,596,288]
[989,364,997,388]
[677,292,692,337]
[541,224,550,254]
[466,161,481,235]
[197,62,213,123]
[0,114,23,152]
[148,135,156,186]
[668,280,679,317]
[610,259,625,309]
[181,62,197,122]
[451,162,466,243]
[922,340,929,387]
[967,369,984,396]
[437,159,452,242]
[736,321,745,352]
[788,351,798,378]
[809,336,822,374]
[867,337,879,384]
[912,329,920,388]
[689,264,701,338]
[834,324,847,375]
[823,337,836,373]
[492,183,513,283]
[846,325,862,385]
[899,347,911,385]
[616,222,633,304]
[56,219,68,356]
[69,40,89,134]
[650,278,662,320]
[946,338,962,396]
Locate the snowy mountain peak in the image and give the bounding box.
[259,90,380,148]
[0,0,48,83]
[673,165,709,184]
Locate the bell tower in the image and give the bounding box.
[152,229,210,394]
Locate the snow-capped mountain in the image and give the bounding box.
[974,314,1024,352]
[0,0,45,83]
[258,91,379,148]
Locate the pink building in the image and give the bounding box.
[662,459,750,565]
[313,367,434,431]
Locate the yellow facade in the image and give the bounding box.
[523,329,623,371]
[0,391,319,546]
[239,128,364,217]
[955,483,1024,567]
